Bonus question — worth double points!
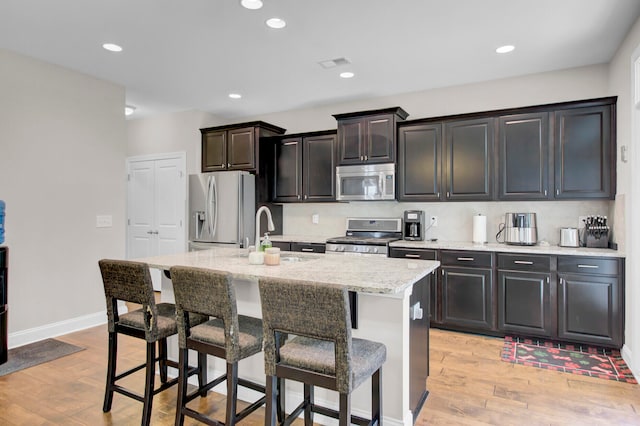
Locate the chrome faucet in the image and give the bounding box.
[255,206,275,249]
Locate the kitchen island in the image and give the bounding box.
[137,247,440,426]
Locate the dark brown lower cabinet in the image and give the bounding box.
[558,273,621,347]
[441,266,494,331]
[409,274,430,422]
[498,271,554,337]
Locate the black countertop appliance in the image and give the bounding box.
[403,210,425,241]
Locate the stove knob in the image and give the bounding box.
[372,247,379,254]
[337,246,345,252]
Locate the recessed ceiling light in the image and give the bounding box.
[125,105,136,116]
[496,45,515,54]
[266,18,286,29]
[241,0,263,9]
[229,93,242,99]
[340,71,355,79]
[103,43,123,52]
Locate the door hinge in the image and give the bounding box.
[178,171,183,178]
[127,219,130,225]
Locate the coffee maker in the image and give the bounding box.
[403,210,425,241]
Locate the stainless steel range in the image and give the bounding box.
[326,217,402,255]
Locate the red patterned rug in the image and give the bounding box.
[501,336,637,384]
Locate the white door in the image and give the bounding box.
[127,153,186,291]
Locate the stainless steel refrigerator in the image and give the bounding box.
[188,171,255,250]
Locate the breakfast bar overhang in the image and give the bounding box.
[138,247,440,426]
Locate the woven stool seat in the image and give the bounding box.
[98,259,205,426]
[170,266,267,426]
[259,277,386,426]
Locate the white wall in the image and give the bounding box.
[0,49,126,343]
[608,15,640,378]
[126,110,225,175]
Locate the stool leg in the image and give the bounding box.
[265,375,278,426]
[159,338,168,383]
[304,384,314,426]
[175,347,188,426]
[277,377,286,423]
[198,352,208,397]
[142,341,156,426]
[339,393,350,426]
[372,368,382,426]
[226,362,239,426]
[102,331,117,412]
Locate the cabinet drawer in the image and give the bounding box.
[557,256,619,276]
[497,253,550,272]
[440,250,493,268]
[271,241,291,251]
[291,242,326,253]
[389,247,437,260]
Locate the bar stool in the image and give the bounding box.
[258,277,387,426]
[170,266,266,426]
[98,259,206,426]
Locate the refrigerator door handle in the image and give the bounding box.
[206,176,214,237]
[211,175,218,238]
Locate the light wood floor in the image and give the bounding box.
[0,326,638,425]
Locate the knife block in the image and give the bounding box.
[585,231,609,248]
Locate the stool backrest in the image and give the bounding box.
[258,277,353,391]
[98,259,159,337]
[170,267,240,357]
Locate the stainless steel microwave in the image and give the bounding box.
[336,163,396,201]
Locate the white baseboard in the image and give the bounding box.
[621,343,639,381]
[8,310,107,349]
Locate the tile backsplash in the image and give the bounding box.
[282,200,612,245]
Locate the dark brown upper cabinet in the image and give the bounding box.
[333,107,408,166]
[444,117,494,201]
[272,131,336,203]
[498,112,550,200]
[397,123,443,201]
[200,121,285,173]
[554,104,615,199]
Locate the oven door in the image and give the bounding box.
[336,164,395,201]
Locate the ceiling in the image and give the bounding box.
[2,0,640,120]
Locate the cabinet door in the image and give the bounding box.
[398,124,442,201]
[202,130,227,172]
[558,273,622,347]
[227,127,256,170]
[441,267,494,330]
[444,118,494,200]
[303,134,336,202]
[365,114,395,163]
[273,138,302,202]
[498,112,550,200]
[498,271,554,337]
[554,105,613,199]
[337,118,365,165]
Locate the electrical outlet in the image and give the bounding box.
[96,215,112,228]
[578,215,588,228]
[430,216,438,227]
[311,213,319,224]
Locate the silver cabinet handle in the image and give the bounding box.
[514,260,534,265]
[297,195,301,200]
[147,230,153,234]
[304,195,308,200]
[457,257,474,261]
[436,192,440,198]
[556,189,560,195]
[360,156,364,161]
[404,254,421,258]
[301,248,314,252]
[227,163,231,168]
[544,190,547,196]
[447,191,450,198]
[283,142,297,146]
[578,264,599,269]
[364,155,368,161]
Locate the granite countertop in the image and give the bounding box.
[389,240,624,258]
[269,234,624,258]
[139,247,439,295]
[269,234,332,244]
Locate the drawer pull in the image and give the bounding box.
[457,257,474,261]
[283,141,297,146]
[514,260,534,265]
[301,248,314,252]
[577,264,599,269]
[404,254,421,258]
